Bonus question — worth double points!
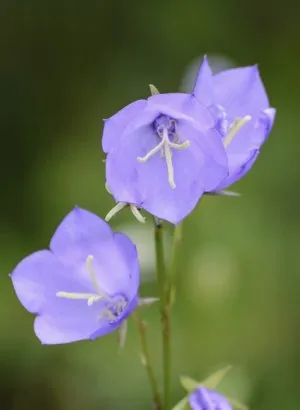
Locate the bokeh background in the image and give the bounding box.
[1,0,299,409]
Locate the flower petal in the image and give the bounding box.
[217,107,275,189]
[11,248,137,344]
[106,118,228,224]
[34,300,108,344]
[213,65,270,117]
[85,233,140,297]
[50,207,113,268]
[11,250,88,314]
[175,119,228,191]
[192,56,215,106]
[50,208,139,296]
[263,107,276,130]
[148,93,215,128]
[34,289,138,344]
[11,250,112,344]
[102,100,147,153]
[216,148,260,190]
[189,387,232,410]
[11,210,140,344]
[113,232,140,298]
[140,124,227,223]
[189,387,214,409]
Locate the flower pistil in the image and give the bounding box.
[137,115,190,188]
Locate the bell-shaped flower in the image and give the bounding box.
[103,93,228,224]
[10,207,140,344]
[193,56,276,191]
[189,386,232,410]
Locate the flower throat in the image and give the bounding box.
[137,114,190,189]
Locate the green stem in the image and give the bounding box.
[133,310,162,410]
[154,219,170,410]
[154,221,184,410]
[166,223,183,308]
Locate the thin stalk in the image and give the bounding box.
[133,310,162,410]
[154,219,171,410]
[166,223,183,307]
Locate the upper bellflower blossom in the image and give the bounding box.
[193,56,276,191]
[189,386,232,410]
[103,93,228,225]
[10,208,140,344]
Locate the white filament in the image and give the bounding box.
[137,127,190,189]
[56,255,105,306]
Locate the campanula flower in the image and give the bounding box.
[103,93,228,224]
[10,207,140,344]
[193,56,276,191]
[189,386,232,410]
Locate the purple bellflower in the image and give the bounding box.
[103,93,229,225]
[189,386,232,410]
[193,56,276,191]
[10,208,140,344]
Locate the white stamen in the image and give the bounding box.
[56,257,129,322]
[136,121,190,189]
[56,255,105,306]
[163,135,176,189]
[105,202,127,222]
[87,295,103,306]
[137,139,165,163]
[168,140,190,150]
[86,255,101,294]
[223,115,252,148]
[56,292,99,300]
[130,204,146,223]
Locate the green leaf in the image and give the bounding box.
[201,365,232,389]
[172,396,190,410]
[180,376,200,393]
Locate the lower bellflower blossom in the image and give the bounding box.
[193,56,276,191]
[10,208,140,344]
[189,386,232,410]
[103,93,228,224]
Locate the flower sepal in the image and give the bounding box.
[117,319,128,351]
[174,366,247,410]
[172,397,190,410]
[205,190,241,197]
[180,365,232,393]
[138,297,159,307]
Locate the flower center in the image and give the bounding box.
[98,293,129,323]
[56,255,128,323]
[137,114,190,189]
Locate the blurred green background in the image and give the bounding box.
[1,0,299,409]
